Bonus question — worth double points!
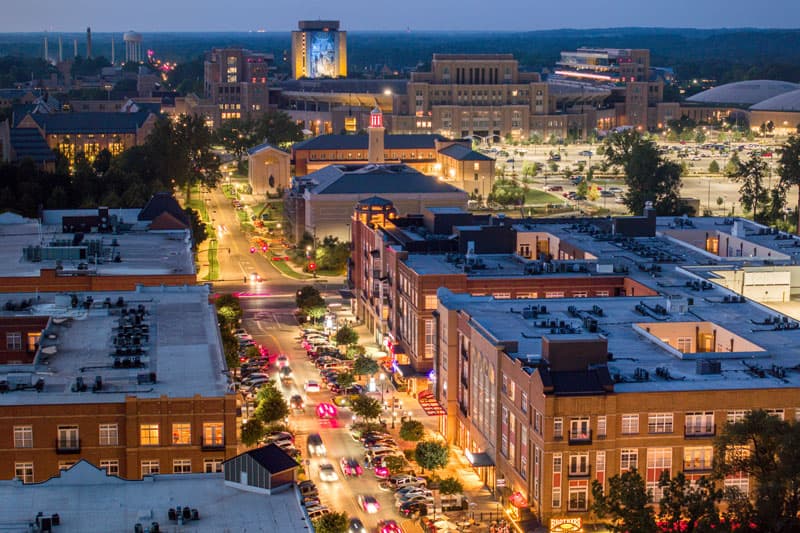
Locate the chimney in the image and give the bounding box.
[367,106,385,164]
[86,27,92,59]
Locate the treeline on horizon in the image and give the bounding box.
[1,28,800,85]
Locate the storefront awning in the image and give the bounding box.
[464,450,494,467]
[417,390,447,416]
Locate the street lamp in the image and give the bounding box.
[379,372,386,404]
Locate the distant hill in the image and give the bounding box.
[2,28,799,84]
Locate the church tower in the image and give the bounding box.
[367,106,385,164]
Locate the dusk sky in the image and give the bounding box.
[3,0,800,32]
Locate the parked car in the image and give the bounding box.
[399,501,428,517]
[306,507,330,520]
[304,380,321,393]
[377,520,403,533]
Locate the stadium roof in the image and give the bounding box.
[686,80,800,107]
[750,88,800,112]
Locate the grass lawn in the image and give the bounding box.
[525,189,563,205]
[204,239,219,281]
[269,258,313,280]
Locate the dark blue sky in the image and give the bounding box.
[4,0,800,32]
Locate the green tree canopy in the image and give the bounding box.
[353,355,379,377]
[777,135,800,234]
[254,381,289,425]
[350,395,383,421]
[335,371,355,390]
[730,155,770,222]
[254,110,305,147]
[591,469,657,533]
[399,420,425,441]
[658,472,724,533]
[438,476,464,495]
[334,325,359,347]
[414,440,449,473]
[240,418,265,447]
[295,285,325,311]
[313,511,349,533]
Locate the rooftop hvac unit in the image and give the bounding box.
[696,359,722,375]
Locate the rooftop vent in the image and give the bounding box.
[696,359,722,375]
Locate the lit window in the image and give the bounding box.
[140,424,159,446]
[172,423,191,445]
[646,448,672,501]
[648,413,673,434]
[204,459,223,473]
[203,422,224,447]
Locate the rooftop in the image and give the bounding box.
[0,461,308,533]
[686,80,800,107]
[0,222,194,278]
[0,285,229,405]
[302,163,466,196]
[293,133,446,152]
[438,143,494,161]
[27,111,154,134]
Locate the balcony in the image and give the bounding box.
[684,424,716,438]
[55,438,81,454]
[568,429,593,445]
[568,465,592,478]
[201,439,225,451]
[683,462,713,473]
[459,401,468,416]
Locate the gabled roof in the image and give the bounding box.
[238,444,298,474]
[439,143,493,161]
[9,128,56,162]
[30,111,153,134]
[293,134,447,152]
[138,192,189,225]
[308,164,464,196]
[149,211,189,231]
[248,141,287,156]
[357,196,394,207]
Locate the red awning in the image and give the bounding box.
[417,391,446,416]
[509,491,528,508]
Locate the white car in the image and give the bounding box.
[304,380,321,393]
[319,463,339,482]
[276,355,289,368]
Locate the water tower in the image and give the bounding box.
[123,31,143,63]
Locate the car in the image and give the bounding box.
[242,376,271,387]
[279,366,294,383]
[302,496,321,507]
[332,394,359,407]
[290,394,304,411]
[377,520,403,533]
[304,380,321,393]
[395,487,432,500]
[306,507,330,520]
[319,463,338,482]
[391,475,426,489]
[579,150,593,157]
[608,187,623,193]
[546,185,563,192]
[249,272,262,283]
[307,433,326,457]
[266,431,294,445]
[340,457,363,477]
[276,355,289,368]
[358,495,380,514]
[348,517,368,533]
[396,495,434,508]
[399,501,428,517]
[374,465,391,479]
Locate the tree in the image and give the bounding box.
[351,395,382,421]
[658,472,724,533]
[240,418,265,447]
[306,305,327,324]
[313,511,349,533]
[93,149,112,175]
[488,179,525,207]
[591,469,657,533]
[335,371,355,390]
[777,135,800,234]
[254,381,289,425]
[695,130,707,144]
[730,155,770,222]
[215,293,242,327]
[414,440,449,473]
[254,110,304,147]
[295,285,325,311]
[724,152,742,177]
[184,207,208,249]
[215,118,257,163]
[708,160,720,174]
[521,162,539,179]
[353,355,379,378]
[714,409,800,532]
[438,476,464,495]
[334,325,359,347]
[400,420,425,441]
[383,455,408,474]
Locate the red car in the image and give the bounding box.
[340,457,363,477]
[378,520,403,533]
[374,466,390,479]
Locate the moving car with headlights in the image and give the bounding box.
[307,433,326,457]
[319,463,338,482]
[304,380,321,393]
[358,495,380,514]
[340,457,363,477]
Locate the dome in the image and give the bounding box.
[750,88,800,112]
[686,80,800,107]
[123,31,142,42]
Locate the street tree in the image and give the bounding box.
[399,420,425,441]
[240,418,265,447]
[254,110,305,147]
[351,395,383,421]
[334,325,359,347]
[714,409,800,532]
[215,118,257,163]
[730,155,770,222]
[383,455,408,474]
[591,469,657,533]
[708,160,720,174]
[602,129,643,168]
[777,135,800,233]
[183,207,208,250]
[306,305,327,324]
[254,381,289,425]
[313,511,349,533]
[438,476,464,495]
[353,356,379,378]
[295,285,325,311]
[335,371,355,390]
[215,293,243,327]
[414,440,449,473]
[658,472,724,533]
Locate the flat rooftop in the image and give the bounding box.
[0,222,194,278]
[0,461,309,533]
[0,285,229,405]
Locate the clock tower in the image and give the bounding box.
[367,106,385,164]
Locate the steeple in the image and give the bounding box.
[367,106,385,164]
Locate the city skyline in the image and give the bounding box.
[3,0,800,32]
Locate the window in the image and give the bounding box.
[685,412,714,435]
[204,459,223,473]
[766,409,785,420]
[646,448,672,502]
[596,290,610,297]
[568,481,589,511]
[572,291,588,298]
[493,292,511,299]
[100,459,119,476]
[58,461,76,471]
[57,425,79,449]
[621,414,639,435]
[676,337,692,352]
[203,423,224,447]
[596,451,606,485]
[172,423,191,445]
[424,319,435,359]
[552,453,562,508]
[544,291,565,298]
[597,416,607,438]
[620,448,638,472]
[424,294,438,310]
[6,332,22,350]
[521,392,528,414]
[534,410,543,435]
[140,424,159,446]
[13,426,32,448]
[520,426,528,479]
[141,460,160,476]
[15,463,33,483]
[570,418,590,440]
[684,447,713,471]
[724,472,749,495]
[99,424,118,446]
[173,459,192,474]
[553,417,563,439]
[508,380,516,401]
[727,410,750,424]
[648,413,673,433]
[569,453,590,476]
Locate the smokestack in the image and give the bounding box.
[58,35,63,62]
[43,33,48,62]
[86,27,92,59]
[111,36,115,64]
[73,39,78,58]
